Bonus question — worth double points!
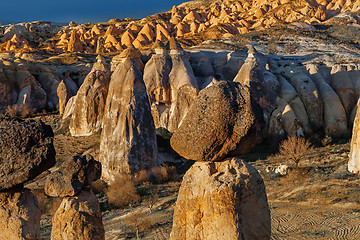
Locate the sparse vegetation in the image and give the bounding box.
[106,174,140,209]
[5,104,35,118]
[277,135,313,167]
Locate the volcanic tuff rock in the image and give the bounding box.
[0,115,55,190]
[349,99,360,174]
[170,81,263,162]
[69,55,110,136]
[57,80,70,116]
[100,57,159,181]
[50,187,105,240]
[45,155,101,197]
[0,189,41,240]
[170,157,271,240]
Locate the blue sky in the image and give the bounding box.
[0,0,187,24]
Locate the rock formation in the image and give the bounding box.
[0,115,56,190]
[99,55,159,182]
[45,155,101,198]
[0,189,41,240]
[50,187,105,240]
[57,80,69,116]
[0,116,55,240]
[170,158,271,240]
[171,81,263,162]
[349,99,360,174]
[69,55,110,136]
[170,80,270,239]
[0,64,12,113]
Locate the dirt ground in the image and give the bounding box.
[37,115,360,240]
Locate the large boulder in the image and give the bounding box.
[69,55,110,136]
[45,155,101,198]
[0,65,12,113]
[170,81,263,162]
[349,99,360,174]
[170,157,271,240]
[99,58,159,181]
[0,116,56,190]
[0,189,41,240]
[50,188,105,240]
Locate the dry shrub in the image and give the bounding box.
[151,165,178,183]
[5,104,18,117]
[106,174,140,209]
[134,169,150,185]
[277,135,313,167]
[125,212,155,237]
[5,104,34,118]
[91,179,106,194]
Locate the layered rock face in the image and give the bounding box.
[0,189,41,240]
[100,56,159,181]
[170,81,263,162]
[170,80,270,239]
[69,55,110,136]
[349,99,360,174]
[170,158,271,240]
[0,116,56,190]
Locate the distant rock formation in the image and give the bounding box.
[69,55,110,136]
[99,54,159,182]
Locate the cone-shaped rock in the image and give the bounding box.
[170,157,271,240]
[100,58,159,181]
[69,55,110,136]
[170,81,263,162]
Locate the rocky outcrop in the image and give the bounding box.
[0,116,56,190]
[0,65,12,113]
[50,187,105,240]
[349,99,360,174]
[69,55,110,136]
[57,80,70,116]
[170,81,263,162]
[170,158,271,240]
[45,155,101,198]
[0,189,41,240]
[100,57,159,181]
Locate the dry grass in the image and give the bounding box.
[106,174,140,209]
[277,136,313,167]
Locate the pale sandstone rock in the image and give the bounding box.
[349,98,360,174]
[0,189,40,240]
[307,64,348,137]
[170,81,263,162]
[100,58,159,181]
[69,56,110,136]
[50,188,104,240]
[67,30,83,52]
[62,95,77,120]
[57,80,69,116]
[170,158,271,240]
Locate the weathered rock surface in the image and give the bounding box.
[69,55,110,136]
[50,187,105,240]
[349,99,360,174]
[0,116,56,190]
[170,158,271,240]
[100,57,159,181]
[170,81,263,162]
[0,189,40,240]
[45,154,101,197]
[57,80,69,116]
